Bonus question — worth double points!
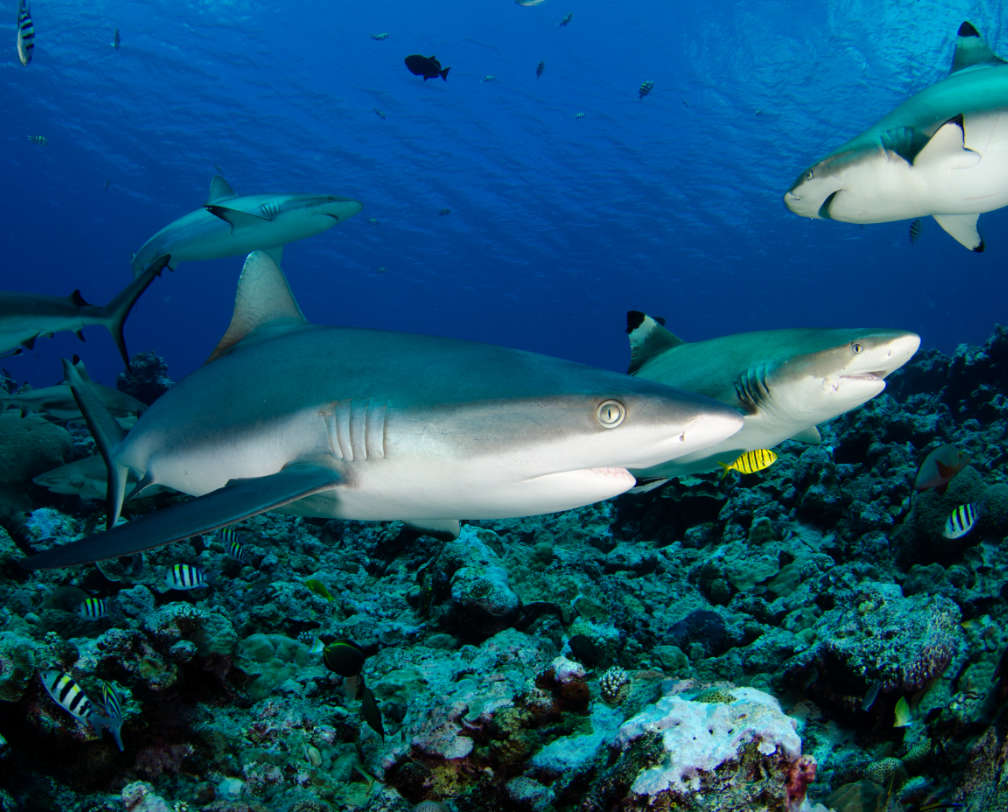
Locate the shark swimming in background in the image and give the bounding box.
[784,22,1008,251]
[131,176,363,276]
[623,312,920,484]
[22,252,744,570]
[0,258,167,365]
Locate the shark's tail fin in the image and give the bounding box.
[99,256,170,365]
[63,357,129,529]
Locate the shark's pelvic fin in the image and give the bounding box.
[951,21,1006,74]
[406,519,461,537]
[933,213,983,251]
[626,311,684,374]
[21,462,344,569]
[206,251,307,362]
[791,426,822,444]
[205,204,271,230]
[63,358,129,528]
[207,175,236,205]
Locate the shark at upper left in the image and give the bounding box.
[785,22,1008,251]
[0,257,167,366]
[131,176,363,276]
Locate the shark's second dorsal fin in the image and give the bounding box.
[626,310,684,374]
[951,22,1006,73]
[207,175,236,205]
[206,251,307,363]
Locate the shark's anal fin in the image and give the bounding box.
[626,311,684,374]
[21,462,343,569]
[791,426,822,444]
[406,519,461,537]
[205,204,270,230]
[933,213,984,251]
[952,21,1006,73]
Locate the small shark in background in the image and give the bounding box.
[131,176,363,276]
[0,257,166,365]
[785,22,1008,251]
[21,252,744,570]
[1,363,146,426]
[623,311,920,483]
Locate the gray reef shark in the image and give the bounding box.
[784,22,1008,251]
[22,252,744,569]
[0,257,167,365]
[131,176,363,276]
[624,311,920,483]
[1,370,146,426]
[34,455,165,503]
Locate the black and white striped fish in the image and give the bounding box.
[943,503,980,539]
[166,563,207,590]
[217,528,250,563]
[99,681,124,751]
[40,671,125,751]
[78,597,108,620]
[16,0,34,66]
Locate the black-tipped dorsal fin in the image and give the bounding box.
[626,310,684,374]
[207,175,236,205]
[951,22,1005,73]
[206,251,307,363]
[70,290,89,307]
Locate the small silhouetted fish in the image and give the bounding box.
[28,135,46,145]
[909,218,921,243]
[515,0,545,6]
[536,60,545,78]
[481,74,496,82]
[560,12,573,26]
[405,54,449,81]
[575,112,585,119]
[17,0,34,66]
[438,208,451,216]
[166,563,207,590]
[112,28,120,50]
[371,32,390,41]
[374,108,387,119]
[78,597,108,620]
[943,503,980,539]
[639,80,655,99]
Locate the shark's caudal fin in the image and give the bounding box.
[98,255,169,365]
[206,251,307,362]
[951,21,1006,73]
[626,311,684,374]
[63,358,129,529]
[21,462,343,569]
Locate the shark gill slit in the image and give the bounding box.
[323,401,386,461]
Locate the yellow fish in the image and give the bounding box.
[718,449,777,478]
[893,696,912,728]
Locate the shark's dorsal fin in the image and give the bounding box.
[207,251,307,362]
[207,175,236,204]
[70,290,89,307]
[951,22,1006,73]
[626,310,684,374]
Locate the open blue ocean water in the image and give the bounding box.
[2,0,1005,389]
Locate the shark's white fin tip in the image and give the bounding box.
[206,252,307,362]
[626,310,683,374]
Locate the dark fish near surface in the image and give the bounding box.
[28,134,46,145]
[536,60,545,78]
[909,218,922,243]
[560,12,573,26]
[404,54,449,81]
[16,0,34,65]
[112,28,120,50]
[639,80,655,99]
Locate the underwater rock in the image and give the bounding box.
[0,414,72,485]
[234,633,326,702]
[568,616,622,667]
[117,351,174,405]
[121,780,173,812]
[0,630,39,702]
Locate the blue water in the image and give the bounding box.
[2,0,1006,389]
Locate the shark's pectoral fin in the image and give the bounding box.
[791,425,822,444]
[207,175,236,204]
[933,213,984,251]
[913,116,980,171]
[627,478,669,495]
[406,519,461,537]
[21,462,343,569]
[205,204,271,230]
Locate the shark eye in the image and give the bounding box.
[596,399,626,429]
[850,341,864,354]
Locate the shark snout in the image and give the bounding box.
[322,198,363,221]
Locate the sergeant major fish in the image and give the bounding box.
[40,670,123,750]
[16,0,34,66]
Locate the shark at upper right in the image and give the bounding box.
[784,22,1008,252]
